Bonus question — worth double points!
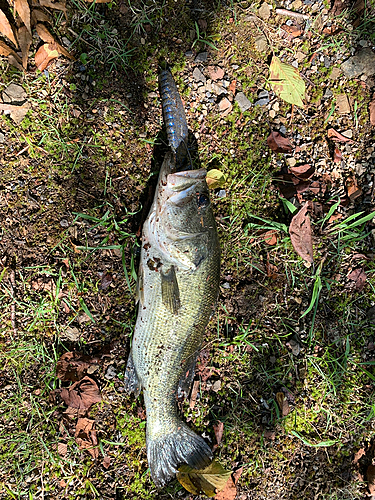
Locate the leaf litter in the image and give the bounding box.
[289,203,314,264]
[177,460,232,497]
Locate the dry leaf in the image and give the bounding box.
[31,8,52,24]
[369,95,375,127]
[215,467,243,500]
[35,42,59,70]
[228,79,236,93]
[289,164,315,179]
[213,421,224,447]
[289,203,313,263]
[367,464,375,496]
[269,56,305,107]
[333,147,343,163]
[276,392,290,416]
[177,461,232,497]
[346,176,362,200]
[263,230,278,245]
[57,442,68,456]
[267,131,293,153]
[84,0,113,3]
[327,128,354,143]
[75,417,99,459]
[99,272,113,290]
[56,351,96,381]
[347,268,366,291]
[102,456,111,469]
[0,39,22,62]
[36,23,73,58]
[0,9,18,47]
[353,447,365,465]
[39,0,67,12]
[0,102,30,123]
[15,0,31,34]
[18,25,32,68]
[60,376,101,409]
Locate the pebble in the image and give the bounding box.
[0,132,4,143]
[258,90,269,99]
[255,98,269,106]
[273,102,279,112]
[185,50,194,58]
[330,67,341,80]
[2,83,27,104]
[105,365,117,380]
[193,67,206,83]
[255,34,269,53]
[336,94,350,114]
[235,92,251,112]
[342,129,353,139]
[323,89,333,98]
[219,97,232,115]
[258,2,271,20]
[207,65,224,81]
[341,48,375,78]
[195,51,208,63]
[269,109,276,118]
[287,157,297,167]
[217,189,226,198]
[355,163,367,176]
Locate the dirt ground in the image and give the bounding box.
[0,0,375,498]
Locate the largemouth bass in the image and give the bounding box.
[124,70,220,488]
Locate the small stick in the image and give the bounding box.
[275,8,310,20]
[9,269,17,335]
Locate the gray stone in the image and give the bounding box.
[217,189,226,198]
[195,51,208,63]
[235,92,251,112]
[323,89,333,98]
[0,132,4,143]
[254,98,269,106]
[324,56,331,68]
[185,50,194,58]
[105,364,117,380]
[255,34,269,53]
[341,48,375,78]
[2,83,27,104]
[193,67,206,83]
[355,163,367,176]
[258,90,269,98]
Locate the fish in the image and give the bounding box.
[124,69,220,488]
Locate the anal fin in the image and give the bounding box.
[161,266,180,314]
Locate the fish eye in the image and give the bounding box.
[197,193,210,208]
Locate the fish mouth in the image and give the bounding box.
[167,169,207,192]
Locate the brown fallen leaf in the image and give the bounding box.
[189,380,200,409]
[263,230,278,245]
[56,351,97,382]
[280,24,303,37]
[289,164,315,179]
[36,23,74,59]
[367,464,375,496]
[327,128,354,143]
[276,392,290,416]
[333,146,343,163]
[213,421,224,447]
[102,456,111,469]
[347,268,366,292]
[18,26,32,69]
[75,417,99,459]
[215,467,243,500]
[346,176,362,201]
[31,8,52,24]
[99,272,113,290]
[0,8,18,47]
[60,376,101,409]
[289,203,313,263]
[369,94,375,127]
[353,447,365,465]
[228,79,236,94]
[0,39,21,61]
[35,42,59,71]
[0,102,31,123]
[39,0,67,13]
[57,442,68,456]
[177,461,232,497]
[15,0,31,34]
[267,130,293,153]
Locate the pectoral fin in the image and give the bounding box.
[161,266,180,314]
[124,351,141,397]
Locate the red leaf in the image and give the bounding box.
[289,164,315,179]
[289,203,313,263]
[60,376,101,409]
[267,131,293,153]
[327,128,354,143]
[333,147,343,163]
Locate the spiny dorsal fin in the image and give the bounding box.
[161,265,180,314]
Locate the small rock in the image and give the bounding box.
[330,67,341,80]
[235,92,251,112]
[336,94,350,114]
[217,189,226,198]
[219,97,232,116]
[269,109,276,118]
[2,83,27,104]
[291,0,303,8]
[63,327,80,341]
[105,364,117,380]
[0,132,5,143]
[207,65,225,81]
[195,51,208,63]
[255,34,269,53]
[286,339,301,356]
[211,82,227,95]
[341,48,375,79]
[185,50,194,58]
[324,56,331,69]
[296,51,306,62]
[342,129,353,139]
[212,380,222,392]
[287,157,297,167]
[192,67,206,83]
[258,2,271,20]
[323,89,333,98]
[355,163,367,176]
[258,90,269,99]
[273,102,279,112]
[292,60,299,68]
[255,98,269,106]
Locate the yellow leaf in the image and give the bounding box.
[269,56,305,107]
[177,460,232,497]
[206,169,225,189]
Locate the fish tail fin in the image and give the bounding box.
[147,421,212,488]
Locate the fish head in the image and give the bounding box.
[151,158,216,270]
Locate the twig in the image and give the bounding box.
[9,269,17,335]
[275,8,310,20]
